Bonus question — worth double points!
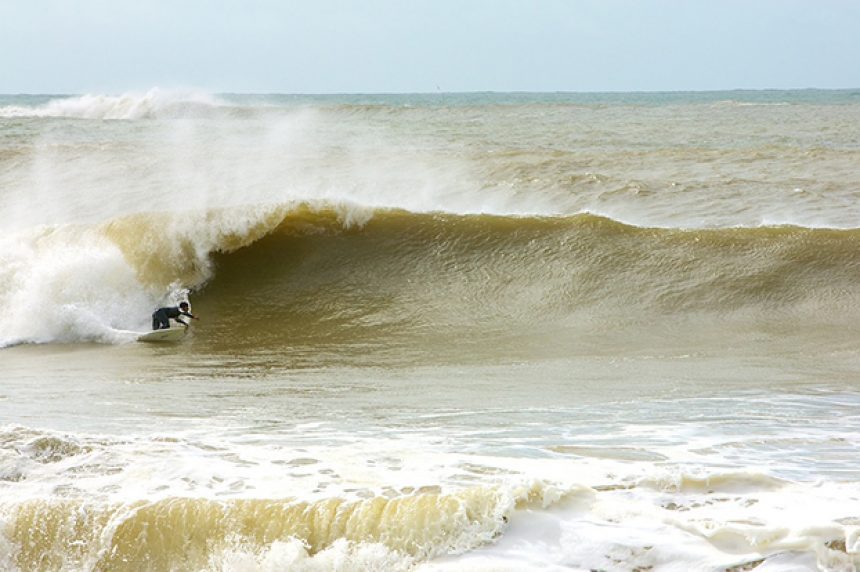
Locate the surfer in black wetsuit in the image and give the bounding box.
[151,302,199,330]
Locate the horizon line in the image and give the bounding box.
[1,86,859,97]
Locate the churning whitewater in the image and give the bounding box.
[1,90,860,571]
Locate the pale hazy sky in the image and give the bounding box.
[2,0,858,94]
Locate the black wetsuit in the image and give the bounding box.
[151,306,195,330]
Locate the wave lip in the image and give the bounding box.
[0,88,225,120]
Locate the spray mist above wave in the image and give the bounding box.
[0,97,565,232]
[0,88,227,120]
[3,88,860,229]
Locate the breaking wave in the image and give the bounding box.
[3,202,860,352]
[0,483,566,570]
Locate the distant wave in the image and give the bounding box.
[0,88,226,119]
[713,100,792,107]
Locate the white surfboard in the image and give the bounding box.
[137,327,187,343]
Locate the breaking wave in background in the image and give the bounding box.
[0,88,226,120]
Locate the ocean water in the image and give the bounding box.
[1,89,860,571]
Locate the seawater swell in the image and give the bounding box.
[97,204,860,356]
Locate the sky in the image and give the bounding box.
[1,0,858,94]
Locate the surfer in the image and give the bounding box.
[151,302,199,330]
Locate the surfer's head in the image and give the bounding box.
[179,302,190,311]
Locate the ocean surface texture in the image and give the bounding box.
[1,90,859,571]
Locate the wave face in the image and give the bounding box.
[4,204,860,355]
[196,208,860,361]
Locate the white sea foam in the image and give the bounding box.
[1,421,858,570]
[210,539,415,572]
[0,226,157,347]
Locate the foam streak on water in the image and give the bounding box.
[1,90,860,570]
